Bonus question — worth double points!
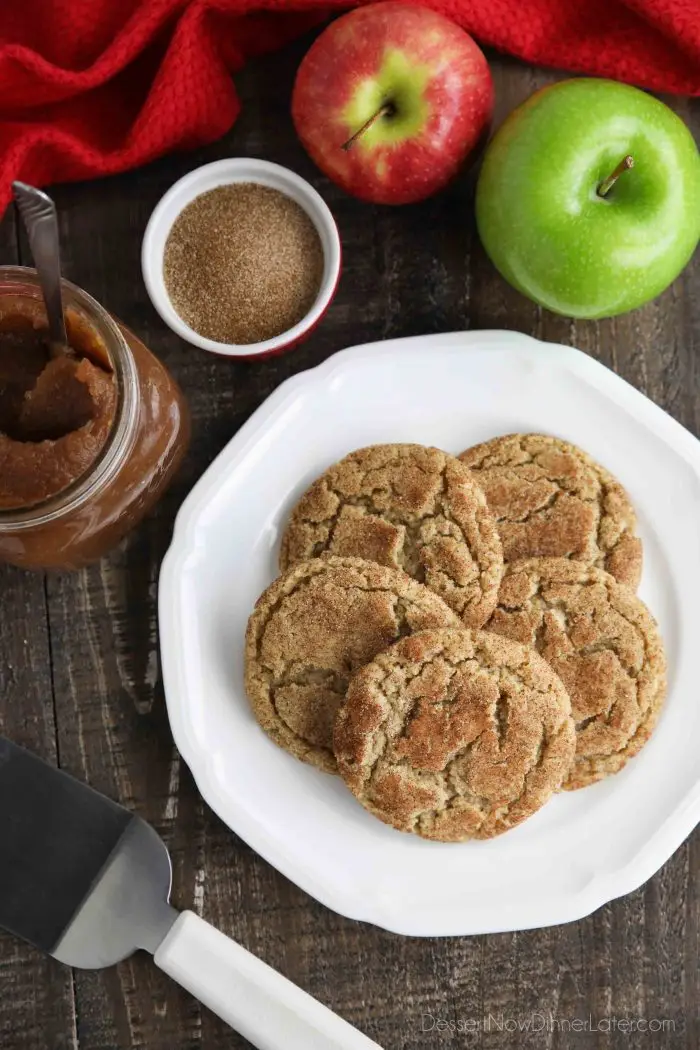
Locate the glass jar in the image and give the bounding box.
[0,267,190,569]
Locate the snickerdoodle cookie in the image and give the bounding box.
[334,628,575,840]
[485,558,666,789]
[279,444,503,628]
[459,434,642,588]
[244,557,461,773]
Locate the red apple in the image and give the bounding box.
[291,2,493,205]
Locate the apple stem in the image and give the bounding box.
[341,103,394,152]
[597,155,634,198]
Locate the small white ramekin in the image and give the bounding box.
[141,158,341,359]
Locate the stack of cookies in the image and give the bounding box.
[244,438,666,842]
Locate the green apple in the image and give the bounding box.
[476,79,700,319]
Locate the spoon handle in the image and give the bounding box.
[12,181,68,349]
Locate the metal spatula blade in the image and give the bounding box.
[0,736,381,1050]
[0,736,174,968]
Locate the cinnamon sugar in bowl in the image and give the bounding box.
[142,159,341,359]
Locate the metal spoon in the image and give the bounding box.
[12,181,69,356]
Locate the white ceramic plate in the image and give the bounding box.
[159,331,700,936]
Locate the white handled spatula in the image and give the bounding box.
[0,736,382,1049]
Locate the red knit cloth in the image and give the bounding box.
[1,0,698,213]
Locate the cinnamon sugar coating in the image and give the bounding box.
[280,444,503,628]
[244,557,460,773]
[335,628,575,840]
[485,558,666,789]
[460,433,642,588]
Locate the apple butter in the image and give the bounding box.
[0,300,117,510]
[0,268,190,570]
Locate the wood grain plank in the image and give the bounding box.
[45,565,204,1050]
[0,209,78,1050]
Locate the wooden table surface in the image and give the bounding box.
[0,36,698,1050]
